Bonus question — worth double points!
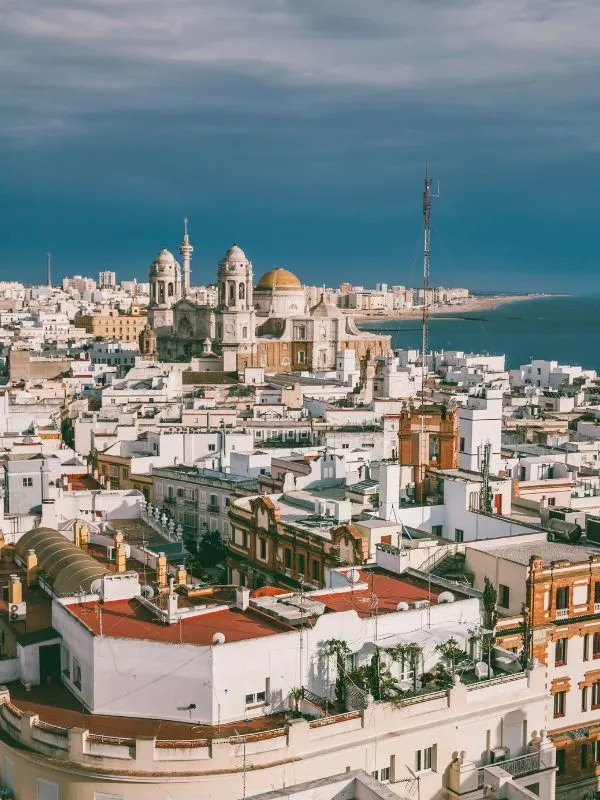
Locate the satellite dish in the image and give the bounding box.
[396,601,409,612]
[141,584,154,599]
[212,632,226,645]
[438,591,455,604]
[346,568,361,585]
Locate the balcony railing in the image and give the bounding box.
[594,602,600,613]
[555,608,569,619]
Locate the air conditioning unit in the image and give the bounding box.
[8,602,26,622]
[490,746,509,763]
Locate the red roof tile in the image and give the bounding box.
[64,598,291,645]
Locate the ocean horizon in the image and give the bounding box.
[360,295,600,371]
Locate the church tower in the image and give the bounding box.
[179,218,193,296]
[216,244,255,371]
[148,248,181,331]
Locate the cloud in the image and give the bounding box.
[2,0,600,145]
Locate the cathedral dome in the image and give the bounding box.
[223,244,248,264]
[150,248,179,275]
[256,268,302,291]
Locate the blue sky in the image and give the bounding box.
[1,0,599,291]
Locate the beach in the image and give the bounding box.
[353,293,557,322]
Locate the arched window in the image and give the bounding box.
[168,282,174,297]
[159,283,165,301]
[229,282,235,304]
[239,283,245,300]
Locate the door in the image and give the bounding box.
[494,494,502,514]
[39,643,61,685]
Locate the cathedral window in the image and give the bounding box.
[229,282,236,304]
[242,326,248,339]
[168,282,174,297]
[239,283,245,300]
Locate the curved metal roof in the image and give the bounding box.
[15,527,109,596]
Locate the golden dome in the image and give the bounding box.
[256,268,302,290]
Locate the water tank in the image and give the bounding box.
[547,518,582,543]
[212,632,226,645]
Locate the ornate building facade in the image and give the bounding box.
[145,227,390,372]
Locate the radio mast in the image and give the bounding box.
[421,164,432,403]
[46,253,52,288]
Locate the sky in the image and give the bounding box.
[1,0,600,291]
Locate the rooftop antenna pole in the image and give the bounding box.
[47,252,52,288]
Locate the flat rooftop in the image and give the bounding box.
[314,568,465,617]
[482,540,600,567]
[64,599,293,645]
[5,681,285,740]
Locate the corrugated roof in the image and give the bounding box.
[14,527,109,596]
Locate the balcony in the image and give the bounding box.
[594,602,600,613]
[555,608,569,619]
[206,504,220,515]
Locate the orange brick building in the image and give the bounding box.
[397,403,459,502]
[497,552,600,800]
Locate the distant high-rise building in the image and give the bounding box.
[99,270,116,289]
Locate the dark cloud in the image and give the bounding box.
[1,1,599,289]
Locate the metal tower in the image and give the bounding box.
[479,440,493,513]
[421,165,432,402]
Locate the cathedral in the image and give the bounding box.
[143,225,390,373]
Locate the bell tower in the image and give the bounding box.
[216,244,255,371]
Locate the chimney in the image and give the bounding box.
[236,586,250,611]
[26,549,38,587]
[176,564,187,587]
[156,553,168,588]
[74,521,89,553]
[8,575,22,604]
[114,531,126,573]
[167,576,178,623]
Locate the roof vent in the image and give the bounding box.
[212,632,226,645]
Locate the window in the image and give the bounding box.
[256,690,266,703]
[553,690,566,718]
[416,746,434,773]
[208,443,216,452]
[312,560,320,582]
[284,549,292,569]
[582,686,588,712]
[594,740,600,762]
[555,637,568,666]
[259,538,267,560]
[499,585,510,609]
[595,582,600,604]
[22,477,33,487]
[379,767,390,783]
[429,436,440,461]
[459,437,465,453]
[594,632,600,658]
[298,350,306,364]
[454,528,464,543]
[432,525,443,537]
[582,744,589,769]
[297,553,305,576]
[555,586,569,610]
[37,779,58,800]
[592,681,600,709]
[245,691,266,706]
[556,748,566,775]
[73,657,82,689]
[584,634,590,661]
[242,531,248,549]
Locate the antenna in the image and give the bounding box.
[46,252,52,288]
[479,440,493,513]
[421,162,439,403]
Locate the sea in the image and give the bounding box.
[360,295,600,371]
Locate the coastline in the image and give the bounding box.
[353,293,562,323]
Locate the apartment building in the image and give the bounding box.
[74,307,147,342]
[152,464,257,543]
[465,534,600,800]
